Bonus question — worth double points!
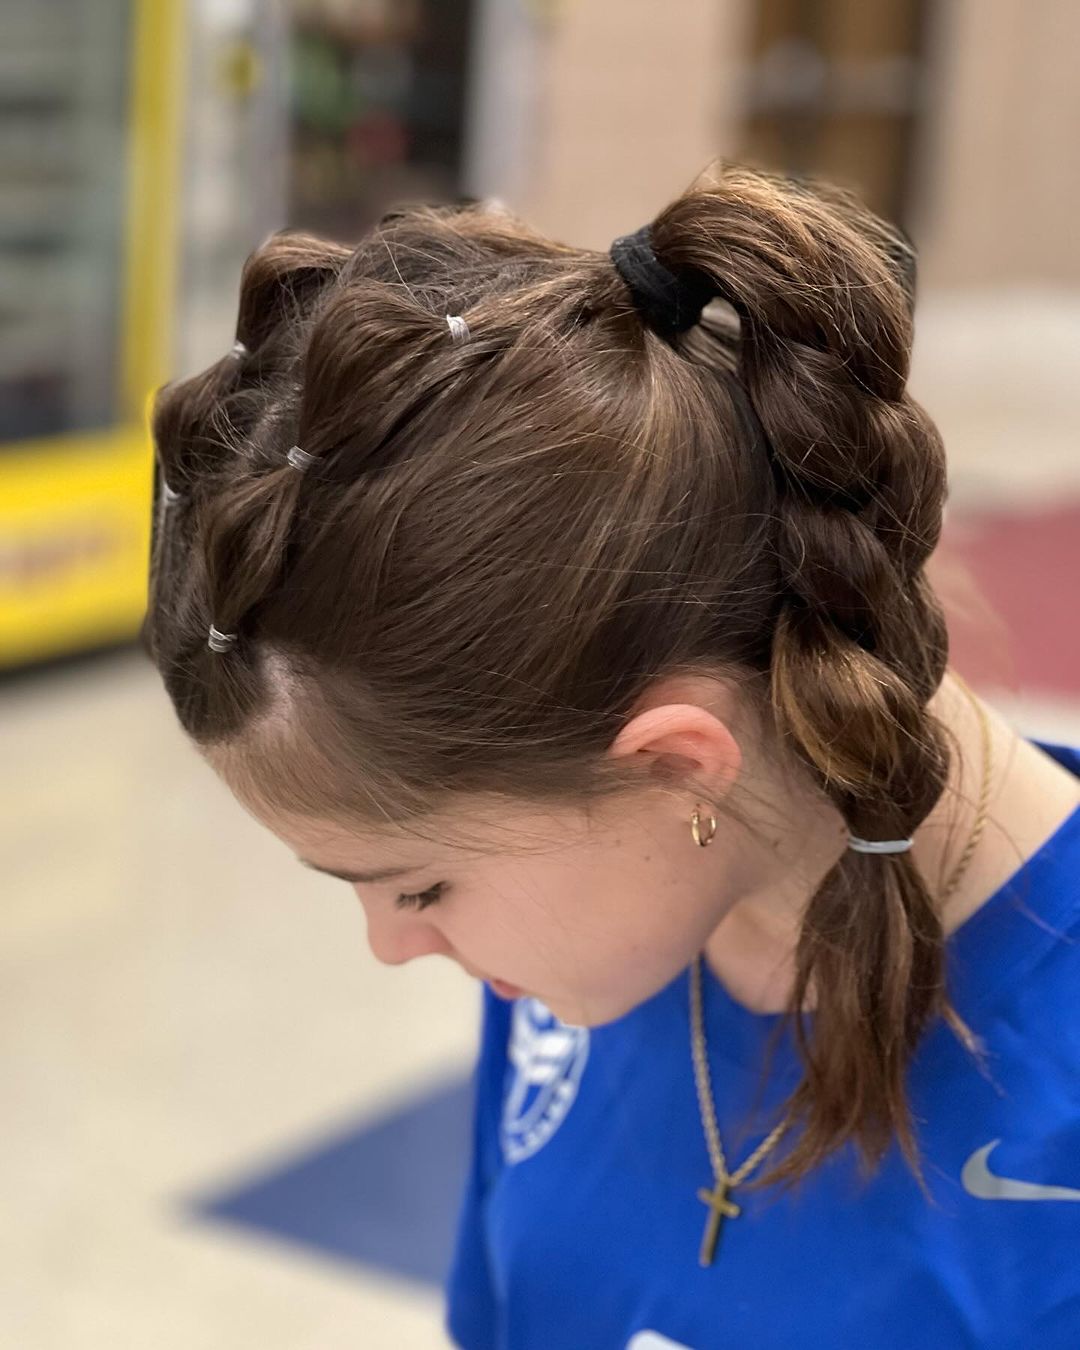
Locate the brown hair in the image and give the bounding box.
[142,158,987,1199]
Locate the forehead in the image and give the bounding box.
[216,782,503,882]
[200,741,590,871]
[242,799,432,868]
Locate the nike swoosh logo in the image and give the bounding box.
[962,1139,1080,1201]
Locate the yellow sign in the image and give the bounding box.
[0,433,153,664]
[0,0,184,669]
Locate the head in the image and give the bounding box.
[142,158,978,1197]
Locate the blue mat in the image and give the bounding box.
[181,1071,474,1287]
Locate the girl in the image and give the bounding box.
[142,160,1080,1348]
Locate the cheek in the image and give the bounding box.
[592,867,718,966]
[438,894,524,964]
[451,885,582,981]
[446,857,709,983]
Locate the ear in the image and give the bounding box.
[609,702,743,798]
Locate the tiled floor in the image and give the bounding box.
[2,649,476,1348]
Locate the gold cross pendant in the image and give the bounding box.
[697,1180,742,1266]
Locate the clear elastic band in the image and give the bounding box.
[287,445,316,471]
[230,340,248,358]
[207,624,237,652]
[847,836,914,854]
[161,477,181,504]
[446,314,470,344]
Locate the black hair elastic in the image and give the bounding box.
[609,224,717,336]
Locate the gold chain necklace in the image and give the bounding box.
[689,671,994,1266]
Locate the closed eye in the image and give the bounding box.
[394,881,448,912]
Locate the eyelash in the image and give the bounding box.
[394,881,448,912]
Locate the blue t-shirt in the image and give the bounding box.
[444,738,1080,1350]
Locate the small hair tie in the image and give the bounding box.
[230,340,248,358]
[208,624,238,653]
[446,314,470,344]
[610,224,716,335]
[161,476,181,505]
[847,836,914,854]
[286,445,316,471]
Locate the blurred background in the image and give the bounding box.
[1,1,1078,1345]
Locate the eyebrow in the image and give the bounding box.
[298,859,421,884]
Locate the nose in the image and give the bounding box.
[366,915,453,968]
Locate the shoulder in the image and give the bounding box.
[1030,737,1080,778]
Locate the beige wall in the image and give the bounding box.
[917,0,1080,286]
[520,0,753,249]
[513,0,1079,287]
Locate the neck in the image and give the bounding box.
[701,670,1033,1014]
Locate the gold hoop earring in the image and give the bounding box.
[690,803,717,847]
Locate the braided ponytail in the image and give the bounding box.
[647,162,986,1195]
[143,230,353,732]
[143,218,503,738]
